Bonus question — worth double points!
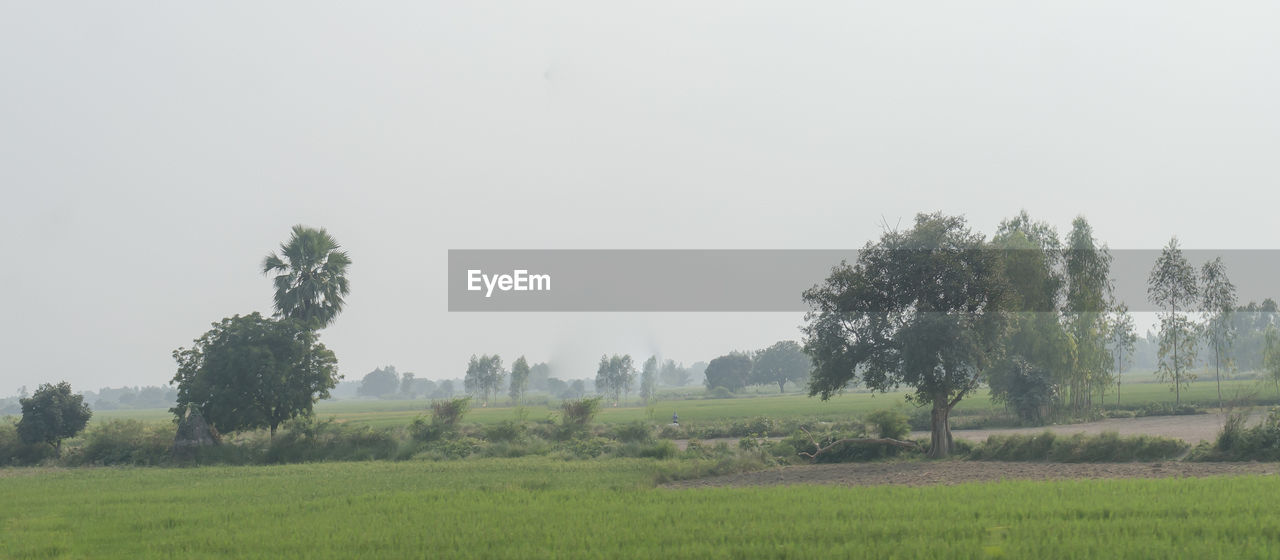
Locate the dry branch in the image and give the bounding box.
[797,427,919,461]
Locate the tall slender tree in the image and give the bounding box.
[1147,237,1198,404]
[262,225,352,330]
[639,356,658,404]
[1200,257,1236,408]
[1107,303,1137,408]
[509,356,530,404]
[1063,217,1113,414]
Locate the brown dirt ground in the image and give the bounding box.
[662,460,1280,489]
[913,412,1261,444]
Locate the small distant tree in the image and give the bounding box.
[658,359,691,387]
[509,356,530,403]
[595,354,636,405]
[640,356,658,404]
[1147,238,1199,404]
[528,362,552,392]
[703,352,752,393]
[569,379,586,399]
[17,381,92,453]
[1200,257,1237,408]
[464,355,505,406]
[359,366,400,398]
[751,340,812,393]
[1108,303,1138,407]
[1265,326,1280,396]
[400,372,417,398]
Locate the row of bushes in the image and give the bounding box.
[967,431,1189,462]
[1189,410,1280,461]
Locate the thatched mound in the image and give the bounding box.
[172,405,216,459]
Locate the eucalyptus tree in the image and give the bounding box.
[262,225,352,330]
[509,356,530,403]
[639,356,658,404]
[1107,303,1137,407]
[803,213,1008,458]
[987,214,1073,423]
[595,354,636,405]
[1200,257,1237,408]
[1063,217,1113,414]
[1147,237,1199,403]
[464,354,505,406]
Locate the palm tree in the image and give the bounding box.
[262,225,352,329]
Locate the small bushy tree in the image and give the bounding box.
[17,381,92,453]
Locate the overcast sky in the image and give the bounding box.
[3,2,1279,393]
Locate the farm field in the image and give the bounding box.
[4,458,1280,558]
[85,375,1278,430]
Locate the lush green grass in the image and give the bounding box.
[3,458,1280,558]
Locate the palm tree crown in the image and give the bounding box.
[262,225,352,329]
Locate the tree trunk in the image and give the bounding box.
[927,399,954,459]
[778,381,786,394]
[270,423,278,439]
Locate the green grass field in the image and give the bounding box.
[4,458,1280,558]
[83,375,1280,430]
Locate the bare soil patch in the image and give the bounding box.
[663,460,1280,489]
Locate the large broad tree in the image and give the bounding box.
[17,381,92,453]
[1063,217,1113,413]
[703,352,753,393]
[171,313,340,437]
[803,213,1008,458]
[262,225,352,330]
[1200,257,1236,408]
[1147,237,1199,404]
[751,340,813,393]
[358,366,400,398]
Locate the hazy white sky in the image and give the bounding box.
[3,2,1279,392]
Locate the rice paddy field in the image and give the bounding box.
[4,457,1280,558]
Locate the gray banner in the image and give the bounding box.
[448,250,1280,312]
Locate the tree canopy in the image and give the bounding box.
[262,225,352,330]
[751,340,812,393]
[171,313,340,436]
[17,381,92,452]
[802,213,1008,458]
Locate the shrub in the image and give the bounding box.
[0,420,55,466]
[866,409,910,440]
[968,431,1187,462]
[411,397,472,442]
[484,420,526,443]
[71,419,173,466]
[612,421,653,444]
[558,397,602,439]
[706,387,733,399]
[617,440,678,459]
[1190,410,1280,461]
[1135,402,1201,417]
[265,418,399,463]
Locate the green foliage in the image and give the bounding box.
[703,352,752,392]
[483,420,526,443]
[1148,237,1199,403]
[70,419,173,466]
[639,356,658,403]
[706,386,734,399]
[751,340,812,392]
[0,419,56,466]
[464,354,505,405]
[865,409,909,440]
[509,356,531,403]
[558,397,602,438]
[17,381,92,451]
[410,397,471,442]
[968,431,1188,462]
[261,224,352,330]
[171,313,340,435]
[358,366,400,398]
[611,421,653,444]
[1190,410,1280,461]
[595,354,637,404]
[803,213,1009,457]
[265,417,400,463]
